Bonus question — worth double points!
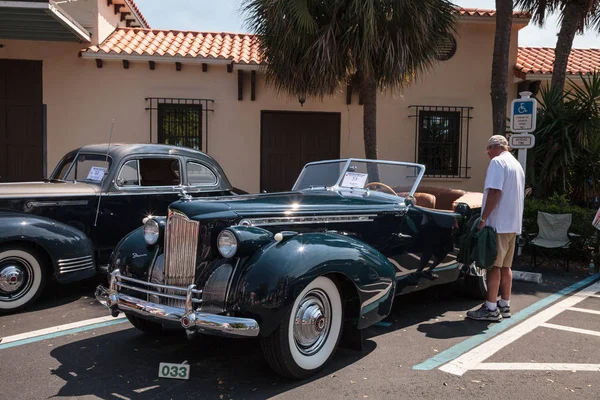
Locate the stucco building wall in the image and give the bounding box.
[0,20,524,193]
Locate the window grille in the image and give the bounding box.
[145,98,214,152]
[409,105,473,178]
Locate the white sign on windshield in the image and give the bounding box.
[87,166,106,182]
[341,172,368,188]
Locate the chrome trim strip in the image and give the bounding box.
[58,264,95,274]
[117,282,202,304]
[240,214,378,227]
[58,255,93,263]
[59,262,94,270]
[27,200,89,207]
[58,258,94,267]
[117,273,203,295]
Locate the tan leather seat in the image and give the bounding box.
[397,192,437,209]
[394,185,482,211]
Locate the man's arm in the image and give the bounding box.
[478,189,502,230]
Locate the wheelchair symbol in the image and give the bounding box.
[517,103,528,114]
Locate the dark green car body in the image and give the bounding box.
[109,183,476,336]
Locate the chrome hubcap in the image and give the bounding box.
[293,289,331,355]
[0,258,33,301]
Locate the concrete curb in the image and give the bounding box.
[512,270,542,284]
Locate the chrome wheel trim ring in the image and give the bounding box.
[293,289,331,356]
[0,257,34,301]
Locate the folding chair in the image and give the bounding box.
[528,212,579,271]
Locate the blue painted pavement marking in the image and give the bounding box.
[413,273,600,370]
[375,321,392,327]
[0,319,128,350]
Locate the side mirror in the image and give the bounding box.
[113,179,124,188]
[404,195,416,207]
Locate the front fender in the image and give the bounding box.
[230,232,397,337]
[0,211,95,282]
[109,227,158,281]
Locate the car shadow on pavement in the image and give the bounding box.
[0,277,106,318]
[49,327,377,399]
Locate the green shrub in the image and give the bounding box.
[523,195,598,262]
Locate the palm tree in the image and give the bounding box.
[241,0,458,160]
[516,0,600,93]
[491,0,515,135]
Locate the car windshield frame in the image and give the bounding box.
[51,152,112,184]
[292,158,426,197]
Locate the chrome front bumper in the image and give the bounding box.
[95,269,260,338]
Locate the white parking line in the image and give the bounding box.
[439,281,600,376]
[473,363,600,372]
[0,315,126,346]
[540,322,600,337]
[568,306,600,315]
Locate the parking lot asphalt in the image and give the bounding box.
[1,269,599,400]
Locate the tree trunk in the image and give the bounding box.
[490,0,513,136]
[362,77,378,160]
[552,0,587,92]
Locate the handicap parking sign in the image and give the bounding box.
[510,92,537,133]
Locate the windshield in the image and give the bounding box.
[52,153,111,183]
[293,159,425,197]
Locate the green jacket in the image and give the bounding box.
[458,217,497,270]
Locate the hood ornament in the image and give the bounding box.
[178,186,192,201]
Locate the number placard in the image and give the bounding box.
[341,172,368,188]
[158,362,190,380]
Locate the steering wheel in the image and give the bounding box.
[364,182,398,196]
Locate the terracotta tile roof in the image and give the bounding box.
[84,28,262,64]
[82,7,528,65]
[124,0,150,28]
[456,7,531,19]
[517,47,600,75]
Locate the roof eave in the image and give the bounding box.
[80,51,242,65]
[459,15,531,25]
[0,1,91,43]
[518,72,593,81]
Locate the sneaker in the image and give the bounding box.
[466,304,503,322]
[497,302,511,318]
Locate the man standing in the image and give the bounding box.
[467,135,525,322]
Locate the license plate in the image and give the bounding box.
[158,362,190,380]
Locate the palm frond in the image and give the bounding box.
[240,0,458,98]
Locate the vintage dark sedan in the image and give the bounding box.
[0,143,241,311]
[96,158,485,379]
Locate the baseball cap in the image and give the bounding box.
[487,135,509,147]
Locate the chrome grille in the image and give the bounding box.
[163,211,200,308]
[57,255,94,274]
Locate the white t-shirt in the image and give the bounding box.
[482,151,525,234]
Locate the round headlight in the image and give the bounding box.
[217,230,238,258]
[144,219,160,245]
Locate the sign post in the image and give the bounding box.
[510,91,537,173]
[510,92,537,257]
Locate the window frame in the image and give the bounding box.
[186,160,219,188]
[112,155,183,192]
[157,103,203,151]
[410,105,472,179]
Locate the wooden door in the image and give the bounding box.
[0,59,43,182]
[261,111,340,192]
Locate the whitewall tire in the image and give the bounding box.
[0,247,46,311]
[261,276,343,379]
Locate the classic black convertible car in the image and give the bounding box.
[96,158,485,379]
[0,143,241,312]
